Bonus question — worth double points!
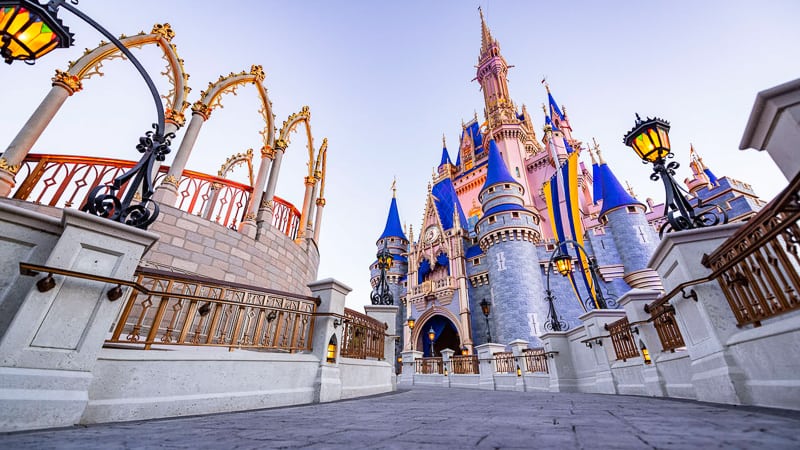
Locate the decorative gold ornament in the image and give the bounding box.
[164,108,186,127]
[191,100,211,120]
[0,157,20,174]
[151,23,175,41]
[250,64,266,82]
[51,69,83,95]
[261,145,276,159]
[162,175,180,187]
[304,175,316,186]
[274,139,288,150]
[243,212,256,221]
[316,198,326,207]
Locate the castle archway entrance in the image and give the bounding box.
[418,315,460,357]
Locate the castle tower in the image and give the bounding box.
[592,146,658,281]
[475,140,545,344]
[684,144,719,194]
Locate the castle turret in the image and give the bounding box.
[684,144,719,193]
[593,145,658,280]
[475,140,545,344]
[372,187,409,303]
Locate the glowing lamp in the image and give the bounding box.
[0,1,74,64]
[427,327,435,343]
[326,337,337,363]
[641,343,652,365]
[479,299,491,317]
[407,318,415,330]
[623,114,672,163]
[516,365,522,377]
[460,346,468,356]
[553,248,573,277]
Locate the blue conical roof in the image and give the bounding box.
[548,91,564,120]
[378,197,407,241]
[704,168,719,186]
[481,140,516,192]
[592,161,603,204]
[455,148,461,168]
[597,162,642,217]
[439,146,452,167]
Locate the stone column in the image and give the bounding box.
[509,339,528,392]
[308,278,351,403]
[297,175,316,239]
[440,348,454,387]
[399,350,422,387]
[312,197,326,242]
[580,308,628,394]
[1,78,78,197]
[649,223,749,406]
[475,342,505,390]
[257,144,286,237]
[305,176,320,239]
[365,305,399,363]
[239,145,274,239]
[0,209,158,432]
[154,107,208,206]
[618,289,667,397]
[540,331,578,392]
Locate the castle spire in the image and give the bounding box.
[479,6,494,56]
[378,188,407,241]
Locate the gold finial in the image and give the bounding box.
[391,177,397,198]
[595,140,606,165]
[151,23,175,41]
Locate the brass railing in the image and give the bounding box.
[605,317,639,361]
[10,153,301,239]
[493,351,516,373]
[703,171,800,327]
[340,307,386,360]
[108,267,319,351]
[450,355,479,374]
[415,357,443,374]
[523,348,549,373]
[644,299,685,352]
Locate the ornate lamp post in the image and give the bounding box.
[479,298,493,343]
[545,239,615,331]
[407,317,415,351]
[623,114,725,235]
[1,0,173,229]
[427,326,436,357]
[370,242,394,305]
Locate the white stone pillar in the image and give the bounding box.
[649,223,749,406]
[440,348,454,387]
[0,209,158,432]
[312,197,326,243]
[399,350,422,387]
[475,342,505,390]
[257,145,286,236]
[509,339,528,392]
[297,175,316,239]
[540,331,578,392]
[305,177,320,239]
[239,145,274,239]
[154,110,207,206]
[618,289,668,397]
[1,83,74,197]
[579,308,628,394]
[308,278,351,403]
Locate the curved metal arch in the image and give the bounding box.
[277,106,315,177]
[195,65,275,148]
[411,306,465,348]
[64,23,190,125]
[218,148,254,187]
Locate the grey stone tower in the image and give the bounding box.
[475,140,546,345]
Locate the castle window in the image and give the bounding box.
[473,258,481,265]
[545,243,555,251]
[488,187,495,193]
[488,216,496,224]
[515,167,520,177]
[627,206,638,213]
[504,184,511,189]
[511,212,520,219]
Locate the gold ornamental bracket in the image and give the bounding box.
[277,106,316,178]
[218,148,254,187]
[194,65,275,148]
[61,23,191,128]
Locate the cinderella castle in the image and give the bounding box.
[370,10,764,358]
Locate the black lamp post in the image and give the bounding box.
[407,317,415,351]
[1,0,173,229]
[370,242,394,305]
[479,298,493,343]
[623,114,726,235]
[427,326,436,357]
[545,240,615,331]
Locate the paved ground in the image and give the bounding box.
[2,386,799,449]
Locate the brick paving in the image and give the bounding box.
[1,386,799,449]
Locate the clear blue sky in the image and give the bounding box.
[2,1,798,310]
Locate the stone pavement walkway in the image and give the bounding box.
[2,386,799,449]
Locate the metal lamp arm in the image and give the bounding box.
[50,0,165,135]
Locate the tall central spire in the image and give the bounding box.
[479,6,495,56]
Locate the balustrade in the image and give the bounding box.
[493,351,516,373]
[645,299,685,352]
[605,317,639,361]
[414,357,443,374]
[522,348,548,373]
[450,355,479,374]
[340,308,386,360]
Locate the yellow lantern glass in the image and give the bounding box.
[516,365,522,377]
[0,2,73,64]
[641,346,652,365]
[554,253,573,277]
[407,318,415,330]
[427,328,435,342]
[624,115,672,163]
[326,342,336,363]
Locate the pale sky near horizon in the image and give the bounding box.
[1,0,798,310]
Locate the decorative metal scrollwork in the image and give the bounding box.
[82,124,174,229]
